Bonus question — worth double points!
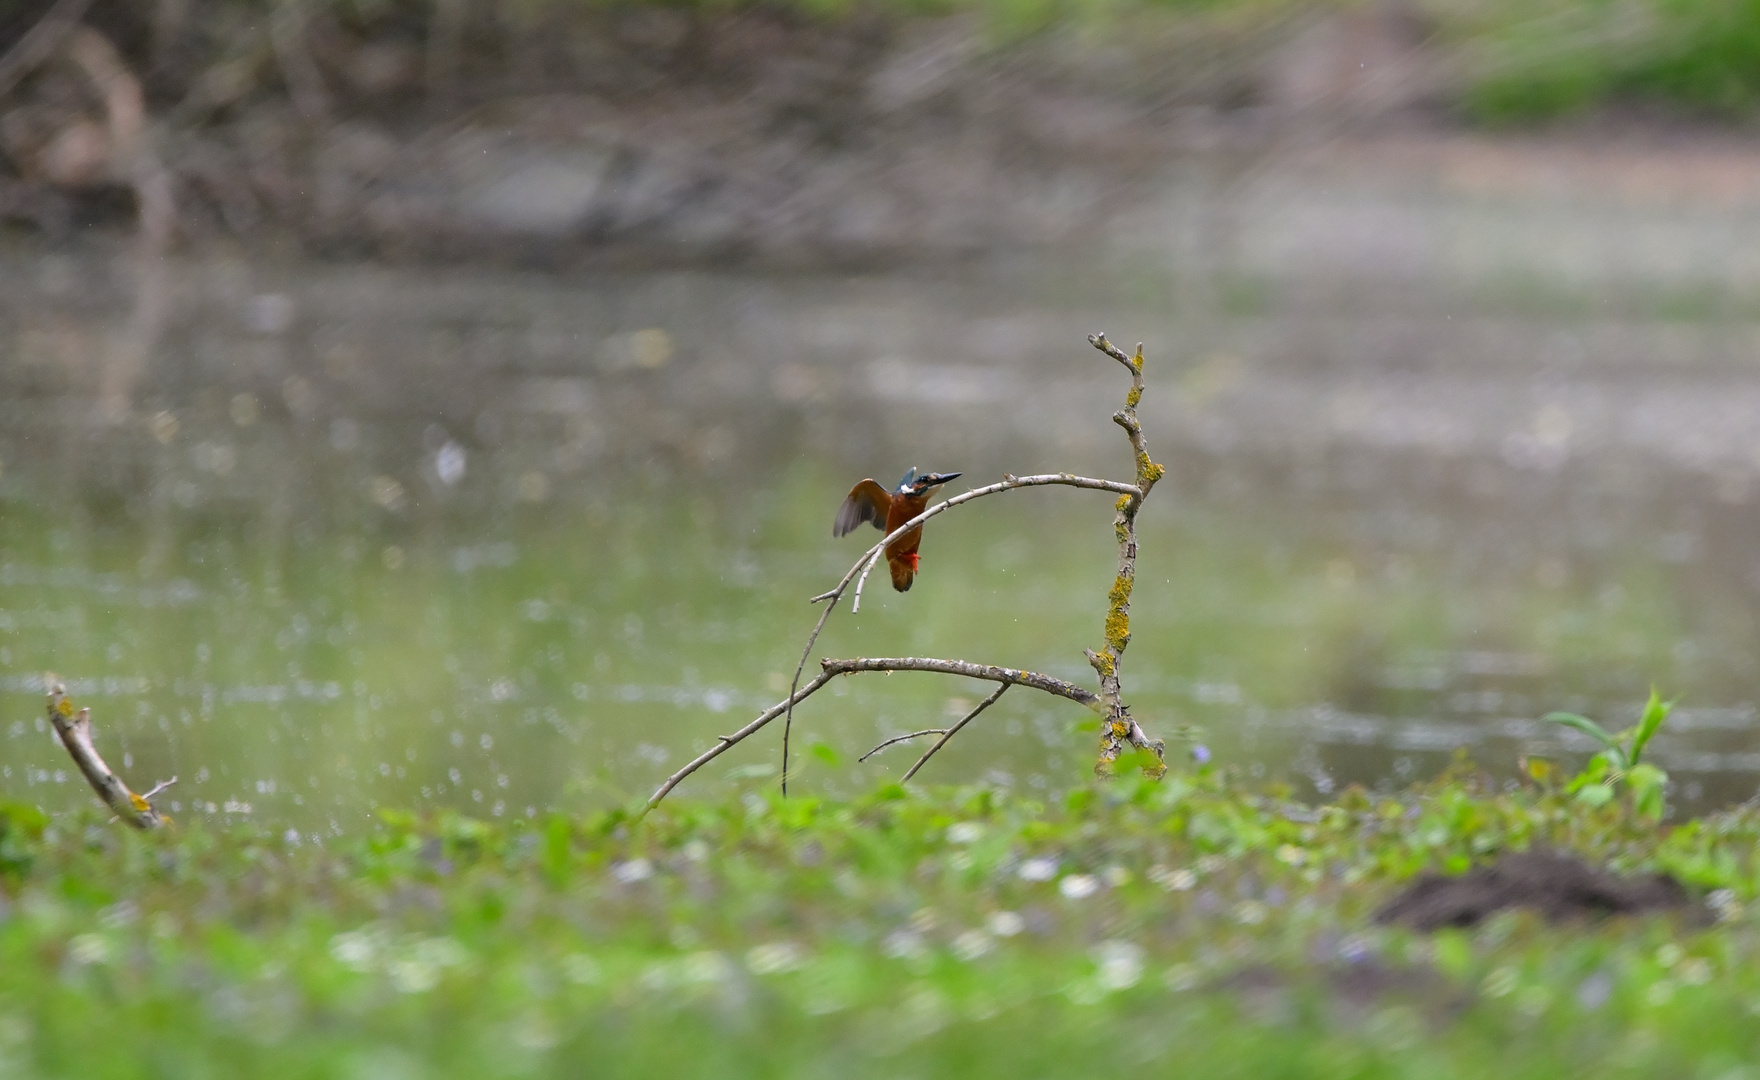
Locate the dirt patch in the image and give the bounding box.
[1374,849,1700,931]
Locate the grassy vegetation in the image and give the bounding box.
[1434,0,1760,123]
[1,759,1758,1078]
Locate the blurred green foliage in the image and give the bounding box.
[1546,690,1675,820]
[0,768,1756,1076]
[1464,0,1760,122]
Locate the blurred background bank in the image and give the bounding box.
[6,0,1760,826]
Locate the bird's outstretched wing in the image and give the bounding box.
[833,479,891,537]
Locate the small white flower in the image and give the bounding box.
[681,951,734,984]
[947,822,986,845]
[1151,866,1197,891]
[746,942,806,975]
[389,959,439,994]
[1678,958,1712,986]
[951,930,994,961]
[561,953,601,985]
[1092,941,1143,991]
[611,858,654,884]
[329,929,382,972]
[985,910,1026,938]
[881,930,927,960]
[1059,874,1100,900]
[1017,857,1058,882]
[67,934,109,966]
[412,936,472,971]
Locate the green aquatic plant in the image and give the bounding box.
[1544,688,1674,820]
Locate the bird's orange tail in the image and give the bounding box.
[888,551,920,592]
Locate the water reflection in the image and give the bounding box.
[3,234,1760,826]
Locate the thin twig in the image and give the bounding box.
[44,676,165,829]
[901,681,1009,782]
[780,590,842,796]
[648,656,1098,813]
[859,728,947,762]
[780,470,1137,795]
[654,669,839,811]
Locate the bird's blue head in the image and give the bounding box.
[897,467,961,496]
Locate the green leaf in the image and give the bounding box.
[1575,783,1616,808]
[1628,688,1674,767]
[1626,763,1668,821]
[541,814,572,884]
[1542,712,1620,752]
[1544,713,1628,770]
[809,741,842,767]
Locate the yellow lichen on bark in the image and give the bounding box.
[1103,572,1132,652]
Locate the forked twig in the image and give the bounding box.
[649,657,1098,810]
[901,681,1009,782]
[859,728,947,762]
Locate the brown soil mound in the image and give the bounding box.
[1374,849,1697,931]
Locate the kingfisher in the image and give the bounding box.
[834,467,962,592]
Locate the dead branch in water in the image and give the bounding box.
[646,333,1177,813]
[44,676,173,829]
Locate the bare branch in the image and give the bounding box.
[901,681,1009,782]
[859,728,947,762]
[44,677,166,829]
[821,657,1099,707]
[653,668,839,811]
[647,656,1098,813]
[780,470,1137,795]
[780,594,841,797]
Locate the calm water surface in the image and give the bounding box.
[8,165,1760,828]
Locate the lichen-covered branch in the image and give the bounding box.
[45,677,171,829]
[1085,333,1168,778]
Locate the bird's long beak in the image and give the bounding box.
[921,472,961,487]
